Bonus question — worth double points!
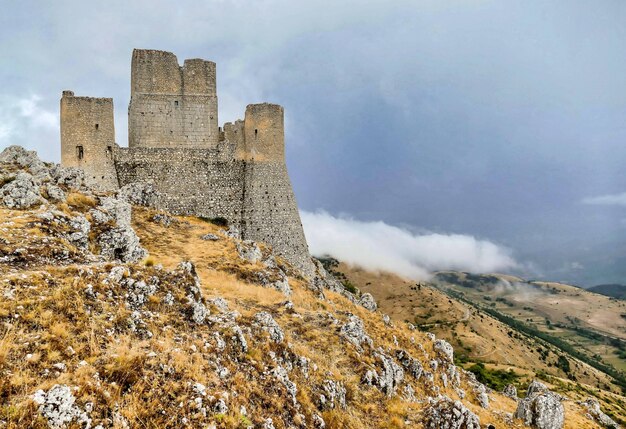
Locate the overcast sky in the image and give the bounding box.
[1,1,626,286]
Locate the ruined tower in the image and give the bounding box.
[60,49,314,277]
[128,49,218,148]
[59,91,119,191]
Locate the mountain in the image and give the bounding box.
[331,263,626,426]
[588,284,626,300]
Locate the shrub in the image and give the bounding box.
[467,362,520,391]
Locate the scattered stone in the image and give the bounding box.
[231,325,248,353]
[319,379,347,410]
[32,384,91,429]
[272,365,298,405]
[152,213,176,227]
[200,233,219,241]
[395,349,423,380]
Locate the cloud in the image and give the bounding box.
[0,94,59,161]
[301,210,518,280]
[582,192,626,207]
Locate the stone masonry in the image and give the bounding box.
[60,49,314,276]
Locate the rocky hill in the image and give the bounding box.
[0,145,619,428]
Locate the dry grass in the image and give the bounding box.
[0,200,613,428]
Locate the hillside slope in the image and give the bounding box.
[588,284,626,300]
[333,264,626,426]
[0,145,617,428]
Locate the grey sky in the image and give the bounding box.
[1,0,626,286]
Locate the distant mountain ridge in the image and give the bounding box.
[588,283,626,300]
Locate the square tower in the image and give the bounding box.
[128,49,219,148]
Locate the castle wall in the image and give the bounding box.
[114,148,245,222]
[60,91,119,191]
[129,49,218,149]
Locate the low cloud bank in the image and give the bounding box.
[301,211,518,280]
[582,192,626,207]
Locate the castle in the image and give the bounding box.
[60,49,313,275]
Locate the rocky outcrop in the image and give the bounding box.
[339,314,373,350]
[423,396,481,429]
[253,312,285,343]
[1,171,45,208]
[515,380,564,429]
[580,398,620,429]
[358,292,377,311]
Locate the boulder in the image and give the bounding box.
[358,292,377,311]
[515,380,564,429]
[375,349,404,397]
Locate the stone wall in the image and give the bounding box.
[60,91,119,191]
[129,49,218,149]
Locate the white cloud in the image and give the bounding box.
[301,210,518,280]
[0,94,59,160]
[582,192,626,207]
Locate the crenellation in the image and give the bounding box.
[60,49,314,276]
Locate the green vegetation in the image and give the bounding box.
[466,362,520,391]
[439,286,626,393]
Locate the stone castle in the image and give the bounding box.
[60,49,312,275]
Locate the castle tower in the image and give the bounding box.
[60,91,119,191]
[128,49,219,148]
[240,103,314,276]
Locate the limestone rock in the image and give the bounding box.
[580,397,619,429]
[319,379,347,410]
[434,339,455,364]
[423,396,481,429]
[358,292,377,311]
[98,226,146,263]
[117,181,156,206]
[32,384,91,429]
[200,233,219,241]
[52,166,85,190]
[272,365,298,405]
[339,314,373,350]
[515,380,564,429]
[253,312,285,343]
[236,240,262,263]
[503,383,518,400]
[0,145,49,179]
[1,171,44,209]
[395,349,423,380]
[374,349,404,397]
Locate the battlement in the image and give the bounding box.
[131,49,216,96]
[59,49,313,276]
